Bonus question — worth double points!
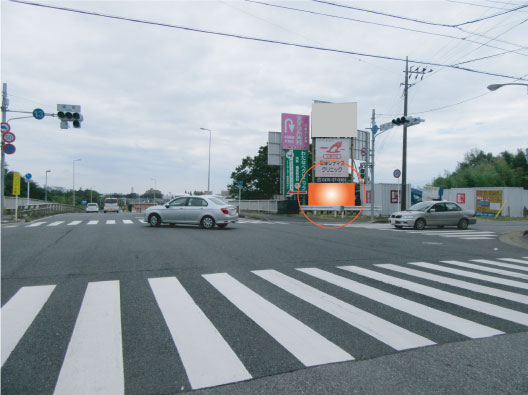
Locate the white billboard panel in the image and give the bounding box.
[315,138,351,179]
[311,103,357,138]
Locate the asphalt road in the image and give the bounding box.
[2,212,528,394]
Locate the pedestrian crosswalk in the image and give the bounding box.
[237,219,289,225]
[322,223,499,241]
[2,256,528,393]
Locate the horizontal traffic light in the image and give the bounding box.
[57,104,83,129]
[392,116,424,127]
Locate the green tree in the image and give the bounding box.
[228,145,280,199]
[432,148,527,188]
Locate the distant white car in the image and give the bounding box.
[103,198,119,213]
[85,203,99,213]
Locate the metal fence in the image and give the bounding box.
[235,200,279,213]
[3,197,84,218]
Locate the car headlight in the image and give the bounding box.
[403,215,414,219]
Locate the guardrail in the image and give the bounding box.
[236,200,279,213]
[3,198,84,219]
[301,205,382,218]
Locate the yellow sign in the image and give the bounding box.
[476,190,502,217]
[12,172,20,195]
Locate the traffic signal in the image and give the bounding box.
[359,163,366,180]
[57,104,83,129]
[392,116,424,127]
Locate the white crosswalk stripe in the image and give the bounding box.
[122,220,133,224]
[149,277,252,389]
[54,281,124,395]
[204,272,354,366]
[67,221,82,226]
[26,221,46,227]
[87,220,98,225]
[441,260,528,280]
[471,259,528,273]
[3,256,528,393]
[48,221,65,227]
[106,220,116,225]
[1,285,56,366]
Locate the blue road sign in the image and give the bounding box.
[81,200,87,205]
[2,143,16,155]
[237,181,243,186]
[25,173,32,180]
[33,108,45,120]
[372,125,379,134]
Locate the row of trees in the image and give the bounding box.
[432,149,528,189]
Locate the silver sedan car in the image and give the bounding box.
[389,201,477,230]
[144,196,238,229]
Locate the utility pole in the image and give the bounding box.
[370,109,376,222]
[1,83,8,214]
[401,57,409,211]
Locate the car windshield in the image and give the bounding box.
[407,201,433,211]
[105,198,118,204]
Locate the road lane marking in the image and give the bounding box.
[458,237,496,240]
[203,273,354,366]
[106,220,116,225]
[122,220,133,224]
[138,220,147,224]
[441,260,528,280]
[253,270,434,350]
[339,266,528,326]
[48,221,65,227]
[87,220,98,225]
[26,222,46,227]
[379,264,528,305]
[1,285,56,366]
[67,221,82,226]
[471,259,528,273]
[149,277,251,389]
[499,258,528,266]
[297,268,502,339]
[54,281,124,395]
[407,262,528,290]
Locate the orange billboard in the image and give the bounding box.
[308,183,355,206]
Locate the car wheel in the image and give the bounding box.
[218,224,228,229]
[201,215,215,229]
[458,218,469,230]
[149,214,161,227]
[414,218,426,230]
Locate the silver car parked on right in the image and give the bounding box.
[389,201,477,230]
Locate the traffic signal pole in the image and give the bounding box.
[370,109,375,222]
[401,57,409,211]
[1,83,8,214]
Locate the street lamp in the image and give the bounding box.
[488,83,528,94]
[45,170,51,202]
[200,127,212,193]
[72,158,81,207]
[151,177,156,202]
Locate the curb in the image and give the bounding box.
[498,230,528,250]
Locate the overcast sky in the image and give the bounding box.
[2,0,527,196]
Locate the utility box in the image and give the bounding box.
[277,200,300,214]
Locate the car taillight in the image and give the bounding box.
[221,208,229,214]
[473,212,476,217]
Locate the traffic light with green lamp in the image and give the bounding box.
[57,104,83,129]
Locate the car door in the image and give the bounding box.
[184,197,208,223]
[428,203,451,226]
[445,202,463,225]
[164,197,188,222]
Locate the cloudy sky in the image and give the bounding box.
[1,0,527,196]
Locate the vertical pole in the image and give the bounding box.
[401,56,409,211]
[15,194,18,221]
[207,129,211,193]
[1,83,7,215]
[45,171,48,202]
[26,178,30,207]
[73,161,75,207]
[370,109,375,222]
[238,186,241,212]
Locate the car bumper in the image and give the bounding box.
[469,218,477,224]
[389,218,416,227]
[216,215,238,224]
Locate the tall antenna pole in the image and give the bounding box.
[401,57,409,211]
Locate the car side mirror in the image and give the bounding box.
[165,204,169,208]
[429,208,435,212]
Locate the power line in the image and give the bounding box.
[445,0,528,12]
[312,0,528,28]
[8,0,527,81]
[245,0,528,55]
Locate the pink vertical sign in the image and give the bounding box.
[281,113,310,150]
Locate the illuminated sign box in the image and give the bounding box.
[308,183,355,206]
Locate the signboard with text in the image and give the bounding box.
[315,138,351,182]
[390,190,399,204]
[476,190,502,217]
[281,113,309,150]
[12,172,20,195]
[285,149,308,194]
[456,193,466,204]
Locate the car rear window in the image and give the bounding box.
[87,203,97,207]
[209,197,227,205]
[105,198,118,204]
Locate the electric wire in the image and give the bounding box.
[445,0,528,12]
[8,0,527,81]
[244,0,528,54]
[312,0,528,28]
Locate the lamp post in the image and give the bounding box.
[488,83,528,94]
[72,158,81,207]
[45,170,51,202]
[200,128,212,194]
[151,177,156,202]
